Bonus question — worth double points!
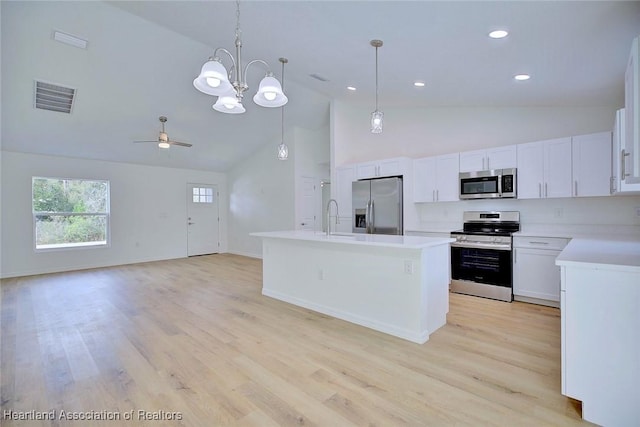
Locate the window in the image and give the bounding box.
[32,177,110,250]
[192,187,214,204]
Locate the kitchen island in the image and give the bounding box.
[250,230,454,344]
[556,238,640,427]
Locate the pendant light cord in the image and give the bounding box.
[281,59,285,144]
[375,45,379,111]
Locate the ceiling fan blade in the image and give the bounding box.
[133,140,158,143]
[168,140,192,147]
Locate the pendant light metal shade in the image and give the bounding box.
[371,110,384,134]
[370,39,384,134]
[277,143,289,160]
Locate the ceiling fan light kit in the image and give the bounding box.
[193,0,288,114]
[134,116,192,149]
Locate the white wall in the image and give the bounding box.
[227,133,296,258]
[332,101,618,165]
[228,125,330,258]
[0,151,227,278]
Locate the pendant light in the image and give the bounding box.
[370,39,384,134]
[193,0,288,114]
[277,58,289,160]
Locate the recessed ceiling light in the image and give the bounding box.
[488,30,509,39]
[514,74,531,81]
[347,86,356,91]
[414,81,425,87]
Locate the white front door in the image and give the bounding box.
[187,183,219,256]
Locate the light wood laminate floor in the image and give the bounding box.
[1,254,589,426]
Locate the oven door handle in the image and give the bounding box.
[450,241,512,251]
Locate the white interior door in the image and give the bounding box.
[298,176,316,231]
[187,183,219,256]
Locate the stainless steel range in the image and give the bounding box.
[450,211,520,302]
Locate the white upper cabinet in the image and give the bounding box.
[355,157,409,180]
[571,132,612,197]
[517,137,572,199]
[612,108,640,194]
[625,35,640,184]
[459,145,516,172]
[413,153,460,203]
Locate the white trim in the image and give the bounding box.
[227,250,262,259]
[262,288,430,344]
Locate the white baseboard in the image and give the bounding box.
[227,250,262,259]
[262,288,429,344]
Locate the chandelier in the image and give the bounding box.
[370,39,384,133]
[193,0,288,114]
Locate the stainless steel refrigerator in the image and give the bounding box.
[352,177,403,235]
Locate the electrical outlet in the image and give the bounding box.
[635,206,640,217]
[554,208,563,218]
[404,260,414,275]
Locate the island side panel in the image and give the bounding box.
[259,237,449,344]
[420,244,450,336]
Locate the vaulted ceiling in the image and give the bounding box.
[2,1,639,172]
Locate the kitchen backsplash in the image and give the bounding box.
[412,195,640,234]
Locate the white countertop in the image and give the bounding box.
[251,230,454,249]
[556,238,640,272]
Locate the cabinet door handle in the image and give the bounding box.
[622,149,630,178]
[529,241,550,245]
[436,190,439,201]
[538,183,542,198]
[545,183,548,198]
[486,157,490,170]
[432,190,435,202]
[574,181,578,197]
[514,248,517,264]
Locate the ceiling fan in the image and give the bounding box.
[134,116,192,148]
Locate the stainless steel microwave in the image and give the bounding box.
[459,168,517,200]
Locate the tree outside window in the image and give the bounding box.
[32,177,110,249]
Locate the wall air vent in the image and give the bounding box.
[34,80,76,114]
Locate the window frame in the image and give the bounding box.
[32,176,111,252]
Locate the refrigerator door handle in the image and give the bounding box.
[369,200,375,234]
[365,200,371,234]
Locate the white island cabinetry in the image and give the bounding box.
[557,239,640,427]
[251,231,453,344]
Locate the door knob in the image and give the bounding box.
[188,222,195,225]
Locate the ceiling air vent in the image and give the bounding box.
[34,80,76,114]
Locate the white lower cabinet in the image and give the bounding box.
[513,236,569,307]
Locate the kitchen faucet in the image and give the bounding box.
[326,199,340,236]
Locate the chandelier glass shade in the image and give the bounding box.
[192,0,288,114]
